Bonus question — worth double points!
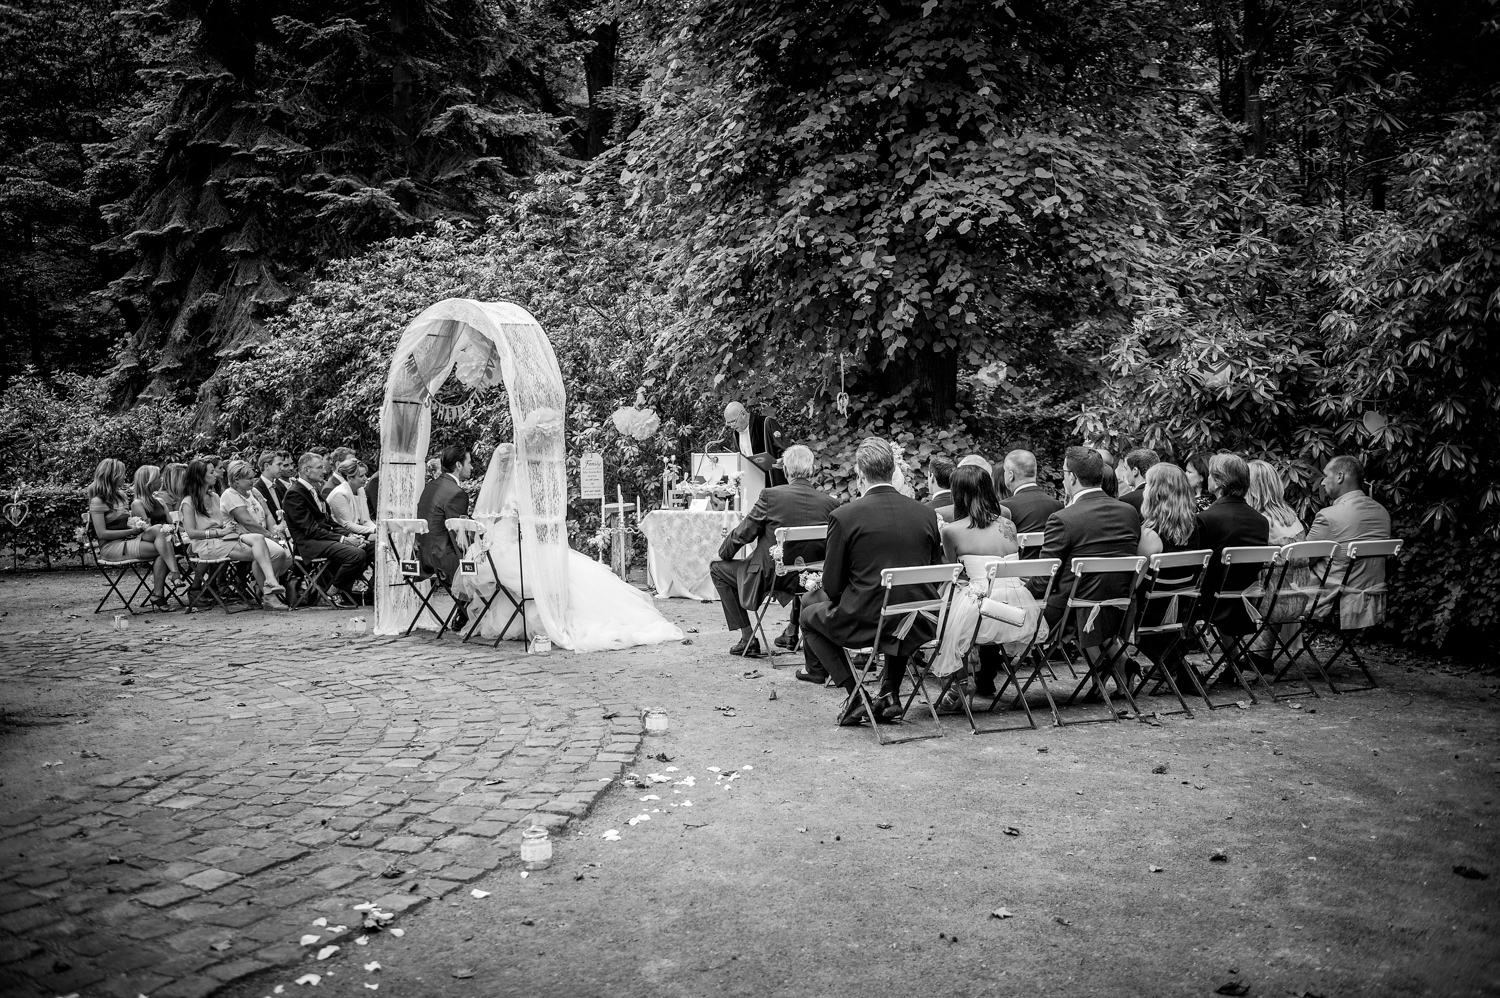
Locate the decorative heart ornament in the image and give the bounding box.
[2,501,27,527]
[1361,410,1388,435]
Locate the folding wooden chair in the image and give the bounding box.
[381,518,462,637]
[451,515,532,646]
[839,563,963,745]
[928,558,1063,733]
[169,511,254,614]
[752,524,829,664]
[82,513,159,614]
[1187,545,1280,708]
[1017,532,1045,559]
[274,509,334,609]
[1123,549,1212,717]
[1301,539,1402,693]
[1051,556,1148,722]
[1245,540,1339,700]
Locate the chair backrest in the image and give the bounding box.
[776,525,828,544]
[1072,556,1146,576]
[881,563,963,589]
[1017,531,1044,550]
[774,524,829,575]
[1279,540,1338,562]
[1345,538,1402,560]
[1220,545,1280,566]
[987,558,1061,580]
[1148,549,1211,572]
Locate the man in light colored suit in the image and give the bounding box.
[328,460,376,536]
[1306,455,1392,628]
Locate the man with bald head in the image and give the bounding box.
[999,449,1062,535]
[721,400,787,491]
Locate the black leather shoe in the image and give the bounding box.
[729,636,762,657]
[795,668,829,684]
[873,692,904,724]
[774,630,799,650]
[837,695,869,726]
[330,590,358,610]
[451,604,470,632]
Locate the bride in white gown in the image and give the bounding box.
[451,443,683,652]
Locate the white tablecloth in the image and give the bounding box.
[639,509,743,600]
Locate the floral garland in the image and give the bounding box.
[678,471,742,499]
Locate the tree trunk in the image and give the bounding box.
[865,337,958,423]
[581,20,619,159]
[389,0,415,135]
[1240,0,1269,159]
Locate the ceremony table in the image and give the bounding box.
[639,509,743,600]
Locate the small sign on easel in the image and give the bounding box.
[580,453,604,500]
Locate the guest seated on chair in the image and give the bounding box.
[798,437,944,726]
[220,460,292,608]
[254,449,292,520]
[1032,446,1142,644]
[129,464,186,590]
[88,459,179,608]
[322,447,356,501]
[710,444,839,657]
[1195,452,1270,639]
[1117,448,1159,512]
[180,459,290,609]
[1134,462,1203,684]
[157,462,187,513]
[998,449,1063,534]
[922,455,955,520]
[283,452,371,610]
[416,443,475,630]
[1305,455,1392,628]
[329,459,377,536]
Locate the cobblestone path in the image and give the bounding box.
[0,608,646,998]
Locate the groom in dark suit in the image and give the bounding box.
[710,445,840,656]
[799,437,944,725]
[1033,446,1142,644]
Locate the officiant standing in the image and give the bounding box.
[722,401,786,511]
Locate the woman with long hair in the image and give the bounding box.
[930,465,1046,702]
[158,462,188,511]
[179,459,288,608]
[220,459,292,609]
[87,459,178,607]
[1184,453,1214,512]
[129,464,185,589]
[1134,463,1205,687]
[1246,459,1309,667]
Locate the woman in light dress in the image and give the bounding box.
[87,458,181,609]
[179,459,289,607]
[451,443,683,652]
[928,465,1048,687]
[1246,459,1309,668]
[220,460,293,609]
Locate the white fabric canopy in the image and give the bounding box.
[374,299,572,645]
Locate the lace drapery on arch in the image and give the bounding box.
[375,299,572,646]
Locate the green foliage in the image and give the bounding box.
[95,0,556,399]
[0,0,141,386]
[0,373,198,486]
[0,484,93,570]
[623,0,1178,420]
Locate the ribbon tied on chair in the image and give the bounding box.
[1067,596,1134,634]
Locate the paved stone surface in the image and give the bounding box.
[0,587,646,998]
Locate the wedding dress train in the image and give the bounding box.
[928,554,1049,678]
[452,444,683,652]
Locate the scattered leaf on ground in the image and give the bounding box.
[470,889,490,898]
[1149,865,1164,872]
[317,945,339,960]
[300,935,321,946]
[1213,983,1250,996]
[602,830,621,841]
[1210,850,1228,862]
[295,974,322,986]
[452,969,475,979]
[1003,827,1020,836]
[1454,865,1489,880]
[876,822,893,829]
[990,907,1013,919]
[1054,916,1072,926]
[389,928,405,938]
[1152,764,1168,774]
[363,961,381,972]
[211,940,231,952]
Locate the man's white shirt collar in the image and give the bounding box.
[1068,487,1104,507]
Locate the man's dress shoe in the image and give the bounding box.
[774,630,799,650]
[837,695,868,726]
[795,668,829,684]
[729,636,762,657]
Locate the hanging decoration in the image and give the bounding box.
[429,396,477,424]
[610,388,661,441]
[835,353,850,417]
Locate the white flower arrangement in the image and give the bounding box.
[799,570,823,593]
[680,471,743,500]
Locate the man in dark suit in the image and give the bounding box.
[710,445,840,656]
[998,449,1064,537]
[254,448,292,520]
[922,455,955,519]
[721,401,787,488]
[283,452,372,609]
[320,447,356,502]
[415,442,475,628]
[1033,446,1142,644]
[799,438,944,725]
[1116,448,1159,512]
[1196,452,1270,636]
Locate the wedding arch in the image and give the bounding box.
[374,298,571,644]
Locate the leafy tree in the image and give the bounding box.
[0,0,141,388]
[623,0,1185,422]
[94,0,556,402]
